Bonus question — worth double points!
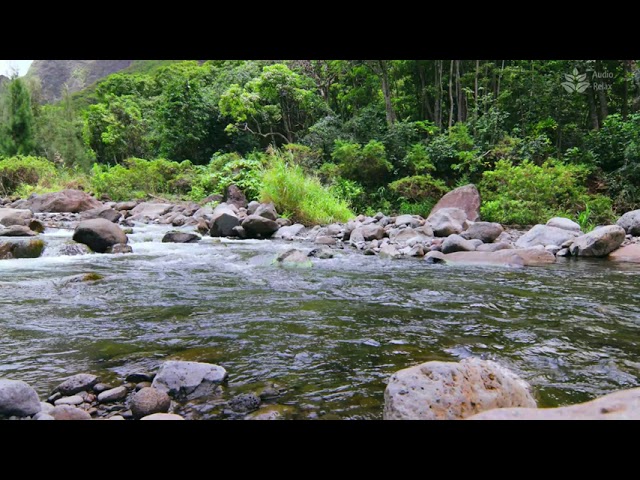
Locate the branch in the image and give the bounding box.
[240,123,289,143]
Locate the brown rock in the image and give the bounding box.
[428,184,481,222]
[50,405,92,420]
[25,189,102,213]
[433,248,556,267]
[608,244,640,263]
[130,387,171,419]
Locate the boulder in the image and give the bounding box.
[80,207,122,223]
[0,225,38,237]
[247,201,260,215]
[546,217,581,233]
[276,249,313,267]
[428,208,468,237]
[383,358,536,420]
[276,218,291,227]
[428,184,480,222]
[0,238,45,260]
[569,225,626,257]
[391,227,432,246]
[351,225,385,244]
[617,210,640,236]
[114,201,137,211]
[242,215,279,238]
[73,219,128,253]
[431,248,556,267]
[461,222,504,243]
[379,244,401,259]
[0,208,32,227]
[129,202,173,221]
[441,234,477,254]
[50,405,92,420]
[273,224,306,241]
[608,244,640,263]
[57,373,99,396]
[130,387,171,419]
[161,231,201,243]
[476,242,512,252]
[223,184,248,209]
[254,203,278,221]
[209,205,240,237]
[140,413,184,420]
[0,379,41,417]
[515,224,579,249]
[395,214,422,228]
[25,189,102,213]
[469,387,640,420]
[151,360,228,400]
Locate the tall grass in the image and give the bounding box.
[260,154,354,225]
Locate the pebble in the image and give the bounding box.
[97,386,128,403]
[93,383,112,393]
[140,413,185,420]
[54,395,84,406]
[57,373,99,396]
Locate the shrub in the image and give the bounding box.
[0,156,56,196]
[331,140,392,188]
[260,153,354,225]
[388,175,448,203]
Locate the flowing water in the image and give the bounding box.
[1,223,640,419]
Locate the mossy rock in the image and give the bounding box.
[0,238,45,259]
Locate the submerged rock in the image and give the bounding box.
[383,358,536,420]
[569,225,626,257]
[73,219,128,253]
[0,225,38,237]
[0,379,41,417]
[428,184,481,222]
[162,231,201,243]
[276,249,313,267]
[229,393,261,413]
[308,247,334,259]
[151,360,228,400]
[427,248,556,267]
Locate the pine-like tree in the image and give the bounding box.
[0,77,35,156]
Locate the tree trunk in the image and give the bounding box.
[378,60,397,126]
[456,60,465,123]
[474,59,480,123]
[623,60,629,119]
[448,60,454,128]
[587,88,599,130]
[435,60,443,129]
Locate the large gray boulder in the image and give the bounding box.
[515,224,579,249]
[546,217,581,233]
[469,387,640,420]
[0,379,41,417]
[209,204,240,237]
[242,215,280,238]
[461,222,504,243]
[25,189,102,213]
[73,219,128,253]
[151,361,228,400]
[569,225,626,257]
[428,184,481,222]
[428,208,468,237]
[441,234,477,253]
[273,224,306,240]
[383,358,536,420]
[617,210,640,236]
[0,208,32,227]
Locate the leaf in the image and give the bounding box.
[564,74,574,82]
[577,73,587,82]
[572,68,579,76]
[576,81,590,93]
[562,82,575,93]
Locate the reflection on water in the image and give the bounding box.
[1,223,640,418]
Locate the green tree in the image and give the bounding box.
[0,77,36,156]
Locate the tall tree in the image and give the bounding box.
[0,77,36,156]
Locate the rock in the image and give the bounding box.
[231,226,246,238]
[50,405,92,420]
[35,413,55,420]
[441,234,477,254]
[242,215,279,238]
[209,204,240,237]
[140,413,185,420]
[25,189,102,213]
[244,405,294,420]
[314,236,336,245]
[161,231,201,243]
[73,219,128,253]
[54,395,84,406]
[80,207,122,223]
[151,360,228,400]
[106,243,132,254]
[469,387,640,420]
[247,201,260,215]
[224,184,248,209]
[276,218,291,227]
[556,248,571,257]
[201,194,223,205]
[129,202,173,221]
[0,225,38,237]
[126,373,154,383]
[196,219,209,235]
[276,249,313,267]
[391,227,432,246]
[432,248,556,267]
[136,382,152,391]
[609,244,640,263]
[107,415,125,420]
[97,386,128,403]
[351,224,385,245]
[428,208,468,237]
[476,242,512,252]
[0,238,42,260]
[254,203,278,221]
[429,184,480,222]
[515,224,579,249]
[616,210,640,236]
[28,220,45,233]
[58,373,99,396]
[383,358,536,420]
[0,208,32,227]
[308,247,334,259]
[59,243,91,256]
[273,224,305,241]
[379,244,401,259]
[93,383,111,393]
[130,387,171,419]
[545,245,561,255]
[569,225,626,257]
[114,201,137,211]
[395,214,422,228]
[0,379,41,417]
[546,217,582,232]
[461,222,504,243]
[40,402,55,414]
[229,393,261,413]
[170,214,189,227]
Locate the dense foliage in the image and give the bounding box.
[1,59,639,224]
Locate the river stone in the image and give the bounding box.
[276,249,312,267]
[436,248,556,267]
[129,202,173,220]
[29,219,45,233]
[247,201,260,215]
[107,415,125,420]
[242,215,279,238]
[546,217,581,233]
[515,224,579,249]
[50,405,92,420]
[209,205,240,237]
[97,386,128,403]
[36,413,55,420]
[469,387,640,420]
[315,236,336,245]
[608,244,640,263]
[73,219,128,253]
[224,184,248,209]
[569,225,626,257]
[379,244,401,259]
[0,238,45,260]
[0,225,38,236]
[58,374,99,396]
[429,184,481,222]
[441,234,477,254]
[80,207,122,223]
[140,413,185,420]
[428,208,468,237]
[162,231,201,243]
[114,201,137,211]
[273,224,305,241]
[25,189,102,213]
[395,214,421,228]
[254,202,278,221]
[0,208,32,227]
[476,242,512,252]
[352,224,385,243]
[391,227,432,246]
[40,402,55,414]
[106,243,133,254]
[383,358,536,420]
[151,360,228,400]
[126,373,154,383]
[616,209,640,236]
[461,222,504,243]
[54,395,84,406]
[0,379,41,417]
[130,387,171,419]
[229,393,261,413]
[308,247,334,259]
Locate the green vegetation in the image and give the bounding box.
[1,59,639,225]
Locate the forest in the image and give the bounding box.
[0,59,638,228]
